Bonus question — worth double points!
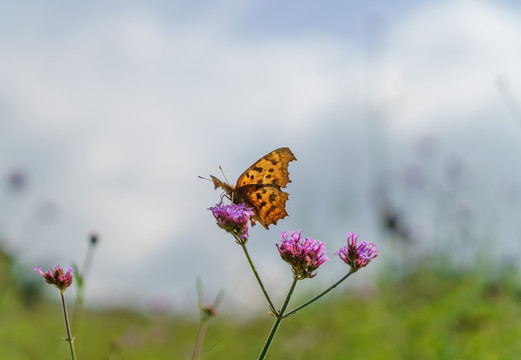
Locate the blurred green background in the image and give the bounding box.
[2,251,521,359]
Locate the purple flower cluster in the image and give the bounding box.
[335,232,379,271]
[208,202,255,243]
[34,265,75,292]
[277,230,329,280]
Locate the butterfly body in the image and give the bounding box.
[211,147,297,229]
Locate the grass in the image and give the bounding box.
[2,259,521,359]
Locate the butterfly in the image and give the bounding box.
[211,147,297,229]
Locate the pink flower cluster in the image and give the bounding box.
[335,232,379,271]
[34,265,75,292]
[277,230,329,280]
[208,202,255,242]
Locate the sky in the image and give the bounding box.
[2,0,521,313]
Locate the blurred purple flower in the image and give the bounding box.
[403,164,426,191]
[34,266,75,293]
[7,169,28,192]
[208,202,254,243]
[336,233,379,271]
[277,230,329,280]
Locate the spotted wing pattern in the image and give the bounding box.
[212,147,297,229]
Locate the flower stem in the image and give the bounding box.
[240,243,277,314]
[257,277,298,360]
[73,236,97,334]
[284,269,355,318]
[192,320,209,360]
[60,292,76,360]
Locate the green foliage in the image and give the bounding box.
[2,265,521,359]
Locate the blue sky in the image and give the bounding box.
[2,0,521,312]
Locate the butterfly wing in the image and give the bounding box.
[234,147,297,229]
[211,175,232,193]
[238,185,290,229]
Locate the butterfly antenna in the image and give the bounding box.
[218,166,234,202]
[218,166,231,184]
[198,175,212,182]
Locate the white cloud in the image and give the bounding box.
[381,0,521,132]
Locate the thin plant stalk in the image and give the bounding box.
[284,268,355,318]
[60,292,76,360]
[257,277,298,360]
[192,321,209,360]
[239,241,277,314]
[192,277,224,360]
[73,233,99,341]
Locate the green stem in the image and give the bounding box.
[240,243,277,314]
[257,277,298,360]
[284,269,355,318]
[60,292,77,360]
[73,235,97,344]
[192,320,208,360]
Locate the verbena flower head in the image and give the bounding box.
[335,232,379,272]
[208,202,255,243]
[277,230,329,280]
[201,304,218,321]
[89,232,99,246]
[34,265,75,293]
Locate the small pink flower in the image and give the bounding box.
[34,265,75,292]
[335,233,379,271]
[209,202,254,243]
[277,230,329,280]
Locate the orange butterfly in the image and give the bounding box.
[211,147,297,229]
